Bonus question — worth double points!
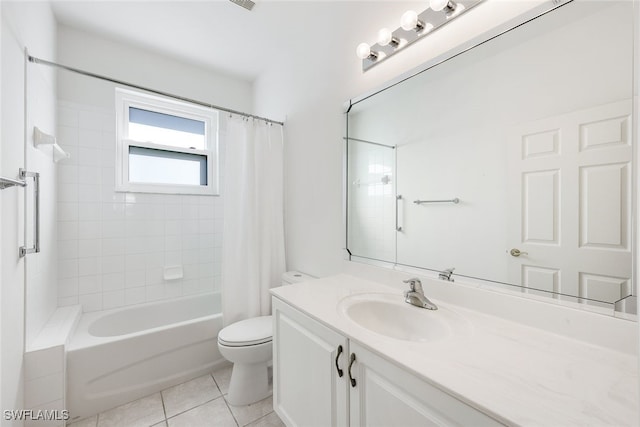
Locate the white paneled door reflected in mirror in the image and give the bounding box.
[346,0,635,308]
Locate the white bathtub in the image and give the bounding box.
[67,293,224,421]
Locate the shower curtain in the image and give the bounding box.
[221,116,286,326]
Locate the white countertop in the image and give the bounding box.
[271,274,639,426]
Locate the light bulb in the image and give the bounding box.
[356,43,371,60]
[378,28,393,46]
[429,0,449,11]
[377,28,400,48]
[401,10,418,31]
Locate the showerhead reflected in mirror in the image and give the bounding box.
[346,0,635,308]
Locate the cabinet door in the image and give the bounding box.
[348,342,504,427]
[273,298,350,427]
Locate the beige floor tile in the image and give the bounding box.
[162,374,221,418]
[226,395,274,427]
[167,397,237,427]
[68,415,97,427]
[212,365,232,395]
[151,422,168,427]
[244,412,284,427]
[97,393,165,427]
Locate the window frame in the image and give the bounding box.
[115,88,219,195]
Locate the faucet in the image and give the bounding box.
[403,278,438,310]
[439,268,455,282]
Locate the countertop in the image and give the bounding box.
[271,274,639,426]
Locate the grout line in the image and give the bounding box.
[164,395,224,422]
[244,411,275,427]
[159,389,168,423]
[220,395,241,427]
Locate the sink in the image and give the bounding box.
[338,293,470,342]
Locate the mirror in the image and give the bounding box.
[346,0,635,307]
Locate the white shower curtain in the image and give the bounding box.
[221,116,286,326]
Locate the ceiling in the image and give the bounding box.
[50,0,344,82]
[50,1,425,82]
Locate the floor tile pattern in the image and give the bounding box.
[69,366,284,427]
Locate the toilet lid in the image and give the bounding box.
[218,316,273,347]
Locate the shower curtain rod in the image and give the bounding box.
[28,54,285,126]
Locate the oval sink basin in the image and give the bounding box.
[338,293,470,342]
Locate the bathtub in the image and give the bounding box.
[66,293,225,421]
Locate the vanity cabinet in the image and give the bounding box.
[273,298,504,427]
[273,298,350,427]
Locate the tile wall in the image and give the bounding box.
[56,101,224,312]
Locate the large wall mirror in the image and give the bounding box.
[346,0,635,308]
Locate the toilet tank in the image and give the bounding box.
[282,271,313,286]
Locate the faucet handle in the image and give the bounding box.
[403,277,423,292]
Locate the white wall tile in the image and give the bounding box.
[58,183,79,202]
[125,269,146,288]
[78,184,101,202]
[125,253,147,271]
[58,107,79,127]
[58,240,78,260]
[102,272,125,291]
[103,290,125,310]
[58,259,78,279]
[78,257,100,277]
[78,128,102,148]
[78,239,100,258]
[58,164,79,184]
[78,202,101,221]
[78,146,102,167]
[78,275,102,295]
[101,255,124,274]
[78,220,101,239]
[102,238,125,256]
[58,202,79,222]
[125,287,145,306]
[78,110,106,131]
[57,102,224,313]
[79,293,102,312]
[58,278,79,298]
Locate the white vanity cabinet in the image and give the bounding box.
[273,298,350,427]
[348,341,503,426]
[273,298,504,427]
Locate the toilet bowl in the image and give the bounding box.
[217,271,312,406]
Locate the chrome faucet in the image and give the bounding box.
[403,278,438,310]
[439,268,455,282]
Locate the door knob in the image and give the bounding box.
[510,248,528,257]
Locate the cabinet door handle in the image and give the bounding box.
[348,353,357,387]
[335,345,344,377]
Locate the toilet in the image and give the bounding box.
[217,271,312,406]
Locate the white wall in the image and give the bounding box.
[253,0,554,278]
[56,26,252,312]
[1,0,58,422]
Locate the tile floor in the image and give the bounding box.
[69,365,284,427]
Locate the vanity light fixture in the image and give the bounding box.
[356,0,484,71]
[400,10,425,32]
[430,0,457,13]
[377,28,400,48]
[356,43,379,61]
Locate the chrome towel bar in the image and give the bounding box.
[19,169,40,257]
[0,175,27,190]
[413,198,460,205]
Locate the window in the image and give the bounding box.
[115,88,219,195]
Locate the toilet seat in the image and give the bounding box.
[218,315,272,347]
